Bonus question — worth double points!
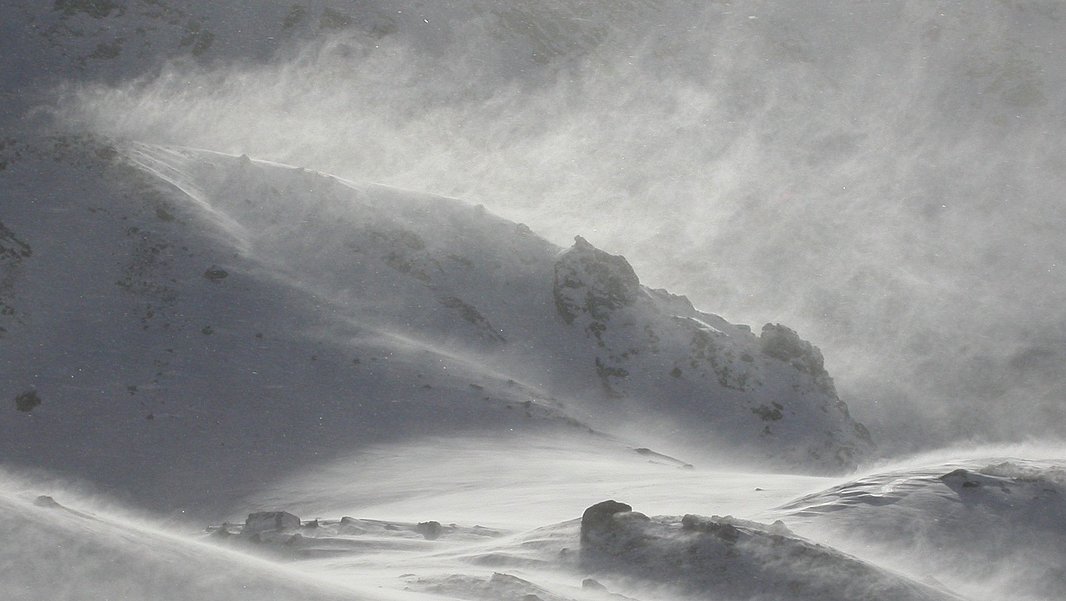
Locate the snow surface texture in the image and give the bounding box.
[2,2,1066,601]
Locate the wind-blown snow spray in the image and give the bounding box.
[50,0,1066,453]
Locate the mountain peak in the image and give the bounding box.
[554,236,641,325]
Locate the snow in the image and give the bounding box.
[779,455,1066,600]
[0,122,1060,601]
[577,500,958,601]
[1,2,1065,601]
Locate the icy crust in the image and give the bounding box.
[577,500,958,601]
[779,458,1066,600]
[552,235,871,471]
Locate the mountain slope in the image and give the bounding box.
[0,136,870,517]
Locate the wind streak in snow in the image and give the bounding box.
[125,142,253,254]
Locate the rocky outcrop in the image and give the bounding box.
[243,511,300,535]
[550,236,872,471]
[579,501,958,601]
[580,500,636,544]
[760,323,836,395]
[553,236,640,326]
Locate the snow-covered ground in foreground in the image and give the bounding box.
[3,437,831,601]
[1,137,1063,601]
[780,449,1066,601]
[10,441,1065,600]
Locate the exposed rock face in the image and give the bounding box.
[760,323,835,395]
[553,236,640,325]
[550,236,873,472]
[243,511,300,535]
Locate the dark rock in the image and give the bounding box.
[15,390,41,412]
[940,468,983,490]
[681,514,740,543]
[203,266,228,282]
[417,520,443,540]
[553,237,640,325]
[582,578,607,590]
[581,500,632,544]
[33,495,59,508]
[759,323,835,394]
[243,511,301,535]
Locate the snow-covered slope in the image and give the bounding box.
[778,456,1066,601]
[0,137,591,516]
[5,4,1066,601]
[1,459,958,601]
[0,137,870,516]
[0,482,393,601]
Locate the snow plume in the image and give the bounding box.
[0,468,383,601]
[53,0,1066,452]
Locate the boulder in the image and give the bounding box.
[243,511,300,535]
[580,500,633,544]
[416,520,443,540]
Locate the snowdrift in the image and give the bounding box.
[781,457,1066,600]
